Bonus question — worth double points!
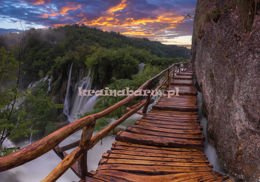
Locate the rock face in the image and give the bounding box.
[192,0,260,181]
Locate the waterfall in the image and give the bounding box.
[62,68,98,122]
[63,63,73,119]
[138,63,145,73]
[47,77,52,93]
[27,76,48,89]
[68,70,98,122]
[2,139,15,148]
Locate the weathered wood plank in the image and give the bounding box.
[102,153,208,163]
[107,150,207,159]
[110,146,205,156]
[171,79,193,86]
[112,141,201,152]
[97,164,212,173]
[126,126,203,140]
[139,118,199,126]
[131,124,202,135]
[100,158,210,167]
[95,170,219,182]
[116,131,203,147]
[135,120,201,130]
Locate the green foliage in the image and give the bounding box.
[0,47,20,148]
[0,81,58,147]
[89,65,161,119]
[94,118,110,131]
[85,47,142,87]
[0,147,19,157]
[15,83,58,140]
[0,47,17,87]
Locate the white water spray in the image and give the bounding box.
[63,63,73,119]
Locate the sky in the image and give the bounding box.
[0,0,196,45]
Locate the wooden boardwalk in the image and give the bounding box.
[85,71,231,182]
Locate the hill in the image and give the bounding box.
[1,25,190,87]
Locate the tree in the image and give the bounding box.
[0,47,21,148]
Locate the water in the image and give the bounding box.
[0,131,115,182]
[63,63,73,119]
[68,70,97,122]
[47,76,52,93]
[138,63,145,73]
[63,67,98,122]
[27,76,49,89]
[197,92,224,173]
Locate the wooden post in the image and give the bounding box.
[79,120,96,180]
[143,93,151,114]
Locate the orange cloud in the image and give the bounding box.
[41,12,58,18]
[60,4,82,15]
[107,0,127,14]
[122,31,154,37]
[53,23,67,28]
[40,3,82,19]
[80,12,185,40]
[33,0,50,5]
[40,0,187,44]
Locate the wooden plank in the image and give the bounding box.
[139,118,199,126]
[107,150,207,160]
[126,127,203,140]
[110,146,205,157]
[116,131,204,147]
[144,115,199,122]
[136,120,201,130]
[149,110,198,115]
[102,153,208,163]
[95,170,220,182]
[133,123,202,134]
[112,141,201,152]
[171,79,193,86]
[100,158,210,167]
[153,105,198,112]
[174,75,193,80]
[97,164,212,173]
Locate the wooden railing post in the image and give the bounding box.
[79,120,96,180]
[143,93,151,114]
[42,119,96,182]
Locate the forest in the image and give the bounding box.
[0,25,189,155]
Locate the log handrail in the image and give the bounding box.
[0,62,187,176]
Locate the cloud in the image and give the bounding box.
[0,0,196,45]
[60,3,82,15]
[29,0,51,5]
[107,0,127,14]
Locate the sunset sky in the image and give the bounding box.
[0,0,196,45]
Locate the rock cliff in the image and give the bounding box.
[192,0,260,181]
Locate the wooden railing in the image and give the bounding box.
[0,62,188,181]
